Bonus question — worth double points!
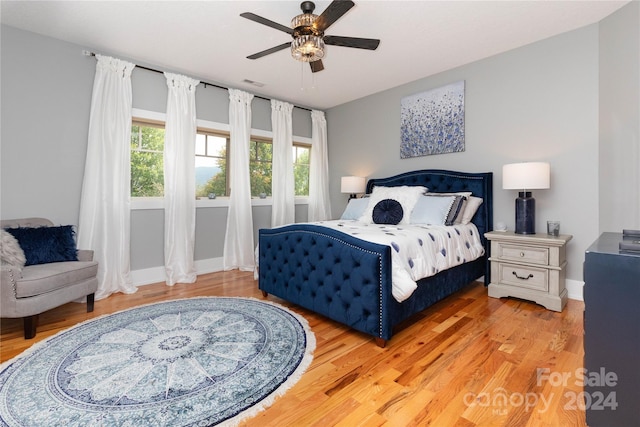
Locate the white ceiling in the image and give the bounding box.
[1,0,628,110]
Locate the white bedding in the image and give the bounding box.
[312,220,485,303]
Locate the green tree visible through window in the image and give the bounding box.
[250,139,272,197]
[293,145,310,196]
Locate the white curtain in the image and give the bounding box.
[308,109,332,221]
[77,55,136,300]
[270,100,295,227]
[224,89,255,271]
[163,73,199,286]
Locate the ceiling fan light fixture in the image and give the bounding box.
[291,35,325,62]
[290,9,325,63]
[242,1,379,72]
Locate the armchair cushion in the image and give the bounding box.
[4,225,78,266]
[14,260,99,298]
[0,230,26,271]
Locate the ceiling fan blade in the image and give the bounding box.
[240,12,293,35]
[310,60,324,73]
[247,42,292,60]
[324,35,380,50]
[313,0,355,32]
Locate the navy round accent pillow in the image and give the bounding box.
[372,199,404,225]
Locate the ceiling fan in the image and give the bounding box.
[240,0,380,73]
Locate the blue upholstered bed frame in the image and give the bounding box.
[258,170,493,347]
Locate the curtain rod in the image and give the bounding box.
[83,50,312,112]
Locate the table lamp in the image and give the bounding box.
[341,176,366,199]
[503,162,550,234]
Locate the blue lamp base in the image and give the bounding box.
[515,191,536,234]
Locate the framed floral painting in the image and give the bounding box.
[400,81,465,158]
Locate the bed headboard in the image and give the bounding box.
[366,169,494,243]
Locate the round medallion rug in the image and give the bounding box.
[0,297,315,426]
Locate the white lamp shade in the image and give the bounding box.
[341,176,366,194]
[503,162,550,190]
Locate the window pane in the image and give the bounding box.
[294,164,309,196]
[250,160,272,196]
[131,151,164,197]
[195,134,206,156]
[140,126,164,151]
[249,140,272,196]
[196,133,228,197]
[294,146,310,164]
[131,122,164,197]
[252,140,272,161]
[207,135,226,156]
[293,144,310,196]
[131,125,141,149]
[196,156,225,197]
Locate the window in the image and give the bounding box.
[131,120,165,197]
[130,118,310,199]
[195,132,228,198]
[293,145,310,196]
[249,139,273,197]
[247,140,311,197]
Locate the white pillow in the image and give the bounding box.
[457,195,483,224]
[340,197,370,220]
[359,185,427,224]
[410,195,456,225]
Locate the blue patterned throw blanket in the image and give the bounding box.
[313,220,485,302]
[0,297,315,426]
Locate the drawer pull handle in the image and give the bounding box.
[513,271,533,280]
[520,252,525,257]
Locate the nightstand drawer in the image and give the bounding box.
[497,263,549,291]
[496,243,549,265]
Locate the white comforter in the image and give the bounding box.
[312,220,485,303]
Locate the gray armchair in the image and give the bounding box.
[1,218,98,339]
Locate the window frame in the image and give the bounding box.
[195,129,230,198]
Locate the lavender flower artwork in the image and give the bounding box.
[400,81,465,158]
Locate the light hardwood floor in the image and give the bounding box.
[0,270,586,426]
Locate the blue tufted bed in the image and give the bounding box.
[258,169,493,347]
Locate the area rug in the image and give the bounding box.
[0,297,315,426]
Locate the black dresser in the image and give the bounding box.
[584,232,640,426]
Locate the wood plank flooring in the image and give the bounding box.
[0,270,586,426]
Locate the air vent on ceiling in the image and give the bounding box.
[242,79,265,87]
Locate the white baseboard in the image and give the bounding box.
[130,257,225,287]
[566,278,584,301]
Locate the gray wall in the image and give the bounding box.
[1,26,94,225]
[0,24,313,271]
[598,1,640,232]
[326,24,603,282]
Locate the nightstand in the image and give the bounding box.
[485,231,572,311]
